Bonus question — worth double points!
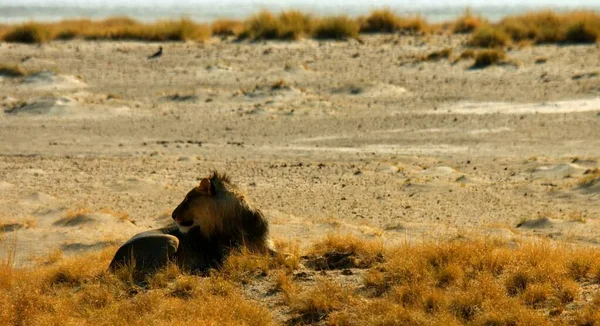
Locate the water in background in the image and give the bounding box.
[1,0,599,24]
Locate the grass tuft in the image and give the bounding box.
[3,23,53,43]
[2,18,211,43]
[453,9,487,34]
[471,49,507,69]
[211,19,244,37]
[360,9,401,33]
[468,26,511,48]
[306,234,383,270]
[313,16,360,41]
[474,10,600,45]
[239,10,312,41]
[278,10,313,40]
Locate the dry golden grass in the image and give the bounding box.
[278,10,313,40]
[2,18,211,43]
[360,8,403,33]
[359,9,429,35]
[238,11,281,40]
[452,9,487,34]
[2,9,599,45]
[0,248,273,326]
[4,234,600,324]
[312,16,360,41]
[287,279,354,324]
[470,10,600,46]
[471,49,507,69]
[0,24,9,40]
[468,25,511,48]
[3,23,53,43]
[211,19,244,37]
[239,10,312,40]
[306,234,384,269]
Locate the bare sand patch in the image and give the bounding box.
[0,181,14,191]
[436,98,600,115]
[532,163,588,179]
[21,71,86,90]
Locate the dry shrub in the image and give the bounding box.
[278,10,313,40]
[0,24,9,39]
[500,11,562,43]
[212,19,244,36]
[565,20,599,43]
[2,17,211,43]
[471,49,506,68]
[498,10,600,44]
[567,253,595,281]
[521,283,552,307]
[239,10,312,40]
[102,18,211,42]
[397,16,430,34]
[3,23,53,43]
[359,9,430,34]
[453,9,487,34]
[468,25,511,47]
[435,263,464,288]
[360,9,401,33]
[448,290,482,322]
[240,11,281,40]
[555,279,579,304]
[506,269,531,296]
[313,16,360,41]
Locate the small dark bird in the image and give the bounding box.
[147,46,163,60]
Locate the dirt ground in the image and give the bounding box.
[0,35,599,266]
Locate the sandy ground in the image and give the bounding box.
[0,35,599,266]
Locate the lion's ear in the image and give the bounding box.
[197,178,212,195]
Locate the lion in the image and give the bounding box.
[109,172,275,276]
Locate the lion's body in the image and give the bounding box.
[109,172,274,275]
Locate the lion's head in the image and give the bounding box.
[171,172,271,252]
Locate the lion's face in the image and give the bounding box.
[172,178,219,234]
